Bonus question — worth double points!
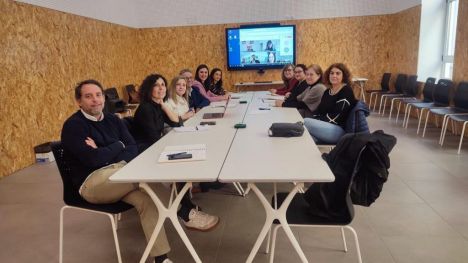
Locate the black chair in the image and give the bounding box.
[387,75,419,121]
[104,87,127,114]
[402,77,436,128]
[51,141,132,263]
[420,79,454,137]
[405,79,452,134]
[267,146,366,263]
[436,82,468,148]
[125,84,140,104]
[445,114,468,154]
[366,72,391,111]
[378,73,407,115]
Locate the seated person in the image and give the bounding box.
[61,79,172,263]
[179,68,210,111]
[193,64,229,102]
[269,64,298,95]
[265,40,275,51]
[296,64,327,118]
[164,76,195,121]
[133,73,220,231]
[275,64,308,107]
[303,63,357,144]
[205,68,227,95]
[267,51,276,63]
[250,54,260,64]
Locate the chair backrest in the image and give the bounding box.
[422,77,436,102]
[381,73,391,91]
[125,84,140,104]
[454,81,468,111]
[345,101,370,134]
[105,87,120,100]
[404,75,418,96]
[104,88,126,113]
[433,79,453,106]
[51,141,83,205]
[394,74,407,93]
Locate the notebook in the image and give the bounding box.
[158,144,207,163]
[203,96,231,119]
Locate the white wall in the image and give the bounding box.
[16,0,421,28]
[417,0,446,81]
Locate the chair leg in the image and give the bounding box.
[395,101,402,123]
[59,206,66,263]
[269,225,281,263]
[422,110,431,137]
[265,228,272,254]
[344,226,363,263]
[232,182,245,196]
[403,104,411,128]
[341,227,348,252]
[388,98,397,120]
[458,122,467,154]
[107,213,123,263]
[374,93,380,112]
[378,95,385,114]
[440,117,450,146]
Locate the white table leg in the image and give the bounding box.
[139,182,202,263]
[246,182,308,263]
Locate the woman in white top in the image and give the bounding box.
[165,76,195,121]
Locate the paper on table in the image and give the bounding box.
[173,125,210,132]
[158,144,207,163]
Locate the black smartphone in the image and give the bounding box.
[200,121,216,125]
[168,153,193,160]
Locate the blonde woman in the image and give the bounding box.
[165,76,195,121]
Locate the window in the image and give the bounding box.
[442,0,459,79]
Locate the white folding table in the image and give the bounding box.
[109,93,253,263]
[218,92,335,263]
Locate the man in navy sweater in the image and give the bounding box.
[61,79,172,263]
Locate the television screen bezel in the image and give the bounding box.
[225,24,296,71]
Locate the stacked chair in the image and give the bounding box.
[378,74,407,116]
[387,75,419,121]
[402,77,436,128]
[366,72,391,111]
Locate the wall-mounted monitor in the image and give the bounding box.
[225,24,296,71]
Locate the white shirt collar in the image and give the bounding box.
[80,109,104,122]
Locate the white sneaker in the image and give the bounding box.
[162,259,173,263]
[183,209,219,231]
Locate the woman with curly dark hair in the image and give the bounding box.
[303,63,357,144]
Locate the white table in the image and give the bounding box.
[234,80,284,92]
[219,92,335,263]
[353,77,368,103]
[109,93,254,263]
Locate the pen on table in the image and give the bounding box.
[259,107,271,110]
[166,152,187,157]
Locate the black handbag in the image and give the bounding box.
[268,122,305,137]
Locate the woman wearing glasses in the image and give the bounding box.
[269,63,297,95]
[275,64,308,107]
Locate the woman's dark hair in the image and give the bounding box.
[138,73,168,103]
[206,68,223,91]
[74,79,104,100]
[295,64,307,73]
[307,64,324,84]
[266,40,274,51]
[195,64,209,88]
[267,51,276,63]
[323,63,353,87]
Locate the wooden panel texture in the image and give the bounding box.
[0,0,421,178]
[453,0,468,84]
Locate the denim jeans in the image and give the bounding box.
[303,118,345,144]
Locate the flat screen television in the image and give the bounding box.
[225,24,296,71]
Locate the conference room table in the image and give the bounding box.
[109,91,335,263]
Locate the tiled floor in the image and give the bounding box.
[1,114,468,263]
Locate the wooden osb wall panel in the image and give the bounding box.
[386,6,421,87]
[0,0,137,178]
[133,7,420,94]
[453,0,468,83]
